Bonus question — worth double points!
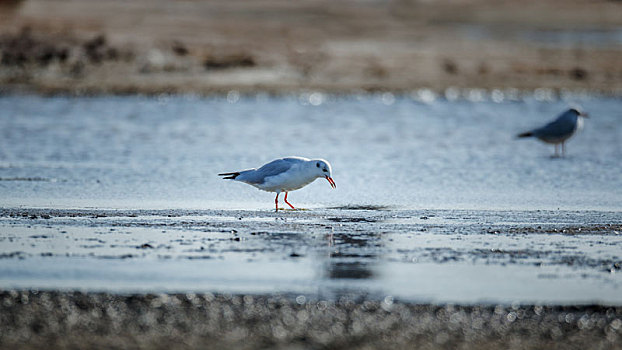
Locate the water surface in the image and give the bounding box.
[0,93,621,304]
[1,93,620,210]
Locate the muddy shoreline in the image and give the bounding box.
[1,200,621,349]
[1,290,621,350]
[1,207,620,302]
[1,0,621,96]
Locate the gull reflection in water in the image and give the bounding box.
[324,231,384,280]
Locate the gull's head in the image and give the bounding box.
[312,159,336,189]
[568,107,589,119]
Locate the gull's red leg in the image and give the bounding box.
[284,192,295,209]
[275,193,279,212]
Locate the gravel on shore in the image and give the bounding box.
[1,290,621,350]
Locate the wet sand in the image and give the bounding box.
[2,163,622,348]
[1,290,621,350]
[1,0,622,95]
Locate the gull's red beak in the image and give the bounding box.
[325,176,336,189]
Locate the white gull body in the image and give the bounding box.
[517,108,588,157]
[219,157,336,211]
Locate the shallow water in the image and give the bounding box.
[0,93,621,304]
[0,93,621,210]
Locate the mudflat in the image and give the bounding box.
[1,207,621,349]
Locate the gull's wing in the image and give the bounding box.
[238,157,306,184]
[532,112,576,139]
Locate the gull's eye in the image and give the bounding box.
[316,163,320,168]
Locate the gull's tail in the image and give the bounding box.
[517,131,533,138]
[218,172,240,180]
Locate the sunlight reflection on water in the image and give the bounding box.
[0,92,620,210]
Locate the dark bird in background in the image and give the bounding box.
[517,108,589,157]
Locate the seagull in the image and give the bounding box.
[517,108,589,157]
[219,157,336,211]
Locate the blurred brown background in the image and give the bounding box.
[1,0,621,94]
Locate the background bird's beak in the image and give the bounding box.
[579,112,589,118]
[325,176,336,189]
